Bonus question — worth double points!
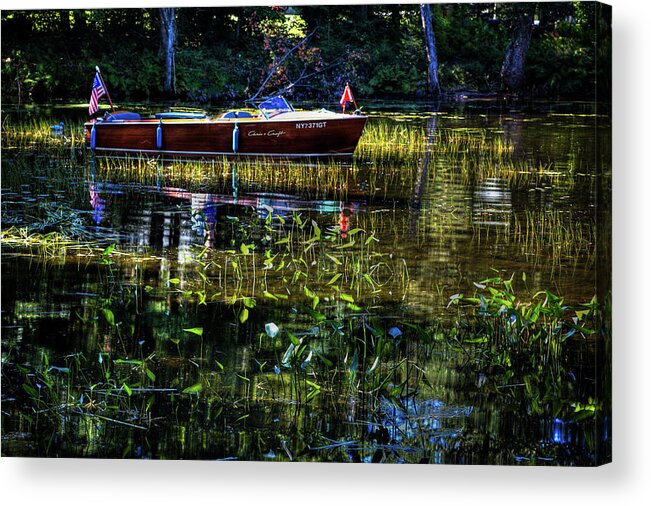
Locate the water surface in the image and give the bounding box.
[1,100,611,464]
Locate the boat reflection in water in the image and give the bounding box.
[89,181,362,256]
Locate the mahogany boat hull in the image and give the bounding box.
[84,113,367,159]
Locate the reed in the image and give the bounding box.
[471,208,596,270]
[1,117,85,152]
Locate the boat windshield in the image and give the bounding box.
[258,96,294,115]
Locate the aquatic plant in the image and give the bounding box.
[445,274,604,420]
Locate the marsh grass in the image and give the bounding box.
[1,117,85,152]
[472,209,596,269]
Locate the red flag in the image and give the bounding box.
[340,84,357,112]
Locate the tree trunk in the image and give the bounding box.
[501,12,534,92]
[420,4,441,98]
[160,8,177,97]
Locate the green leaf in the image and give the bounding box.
[311,220,321,239]
[286,331,301,346]
[240,243,250,255]
[242,297,257,308]
[326,254,342,265]
[338,239,356,249]
[327,273,342,285]
[304,306,326,322]
[113,359,144,365]
[122,383,132,397]
[102,243,116,256]
[145,368,156,382]
[22,383,39,399]
[306,388,321,402]
[182,383,203,394]
[102,308,115,326]
[316,352,333,367]
[169,278,181,285]
[214,360,225,371]
[183,327,204,336]
[364,233,378,245]
[340,293,355,303]
[304,286,316,299]
[239,307,249,323]
[464,336,489,344]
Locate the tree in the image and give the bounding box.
[500,4,535,92]
[419,4,441,98]
[160,8,177,97]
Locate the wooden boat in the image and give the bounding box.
[84,96,367,159]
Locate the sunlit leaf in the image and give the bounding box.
[286,330,300,346]
[304,286,316,299]
[102,243,116,256]
[338,239,356,249]
[102,308,115,326]
[263,291,279,301]
[183,327,204,336]
[114,359,143,365]
[243,297,256,308]
[327,273,342,285]
[182,383,203,394]
[239,308,249,323]
[326,254,342,265]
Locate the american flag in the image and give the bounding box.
[88,72,106,116]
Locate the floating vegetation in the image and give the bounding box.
[2,266,605,461]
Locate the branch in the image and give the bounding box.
[262,61,339,101]
[248,27,318,103]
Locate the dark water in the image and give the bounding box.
[1,101,611,464]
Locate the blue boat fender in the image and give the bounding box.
[156,120,163,150]
[90,123,97,150]
[232,122,239,153]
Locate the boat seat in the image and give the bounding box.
[221,111,253,119]
[104,111,142,121]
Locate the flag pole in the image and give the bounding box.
[96,66,115,112]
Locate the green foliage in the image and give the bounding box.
[1,4,610,103]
